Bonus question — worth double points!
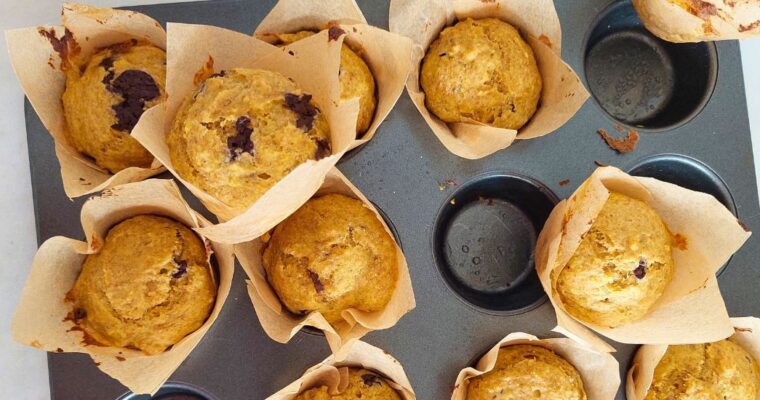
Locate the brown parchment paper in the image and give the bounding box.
[235,167,415,358]
[535,166,751,352]
[452,332,620,400]
[5,3,166,198]
[632,0,760,43]
[10,179,234,395]
[131,22,360,244]
[254,0,414,150]
[389,0,589,160]
[627,317,760,399]
[266,340,416,399]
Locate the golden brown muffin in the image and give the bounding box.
[645,339,760,400]
[294,368,402,400]
[467,345,587,400]
[420,18,542,130]
[263,194,398,324]
[555,192,675,328]
[276,30,376,136]
[167,68,331,210]
[62,40,165,173]
[68,215,216,355]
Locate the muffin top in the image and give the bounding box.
[263,193,398,324]
[555,192,674,328]
[420,18,542,130]
[167,68,331,210]
[68,215,216,355]
[294,368,402,400]
[276,30,376,136]
[62,41,165,173]
[645,339,760,400]
[466,345,587,400]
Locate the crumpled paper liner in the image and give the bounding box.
[627,317,760,399]
[535,166,751,352]
[452,332,620,400]
[389,0,589,160]
[132,22,360,244]
[266,340,416,399]
[235,167,415,358]
[10,179,234,395]
[254,0,413,150]
[5,3,166,198]
[632,0,760,43]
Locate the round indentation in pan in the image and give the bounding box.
[118,382,217,400]
[583,0,717,131]
[431,172,557,314]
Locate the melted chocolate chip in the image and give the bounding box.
[227,116,255,160]
[361,373,381,387]
[314,138,331,160]
[284,93,319,132]
[100,57,115,85]
[171,260,188,279]
[209,70,226,79]
[73,308,87,320]
[306,269,324,293]
[328,26,346,41]
[106,70,161,132]
[633,260,647,279]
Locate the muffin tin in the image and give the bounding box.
[22,0,760,398]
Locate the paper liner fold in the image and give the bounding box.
[5,3,166,198]
[535,166,751,352]
[389,0,589,159]
[627,317,760,399]
[632,0,760,43]
[10,179,234,395]
[132,22,360,244]
[452,332,620,400]
[235,167,415,358]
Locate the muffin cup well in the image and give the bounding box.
[389,0,589,160]
[535,166,751,352]
[626,317,760,399]
[452,332,619,400]
[632,0,760,43]
[235,167,415,357]
[254,0,414,150]
[131,23,359,244]
[10,179,234,395]
[5,3,166,198]
[266,341,415,400]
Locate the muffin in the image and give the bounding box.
[645,339,760,400]
[167,68,331,210]
[262,194,398,324]
[67,215,216,355]
[420,18,542,130]
[62,40,165,173]
[555,192,674,328]
[294,368,401,400]
[276,30,376,136]
[466,345,586,400]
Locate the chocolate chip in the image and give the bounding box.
[328,26,346,42]
[209,70,226,79]
[314,138,331,160]
[227,116,255,160]
[361,373,381,387]
[106,70,161,133]
[284,93,318,132]
[73,308,86,320]
[306,269,324,293]
[633,260,647,279]
[100,57,114,70]
[171,260,188,278]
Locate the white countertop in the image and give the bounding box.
[1,1,759,398]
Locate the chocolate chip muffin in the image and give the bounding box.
[62,40,165,173]
[467,345,587,400]
[262,194,398,324]
[555,192,675,328]
[67,215,216,355]
[167,68,331,210]
[294,368,402,400]
[645,339,760,400]
[420,18,542,130]
[275,29,376,136]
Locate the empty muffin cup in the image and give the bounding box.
[118,382,217,400]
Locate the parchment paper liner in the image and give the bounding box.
[266,340,416,399]
[535,166,751,352]
[5,3,166,198]
[389,0,589,160]
[132,22,360,244]
[10,179,234,395]
[452,332,619,400]
[254,0,413,150]
[235,167,415,358]
[632,0,760,43]
[627,317,760,399]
